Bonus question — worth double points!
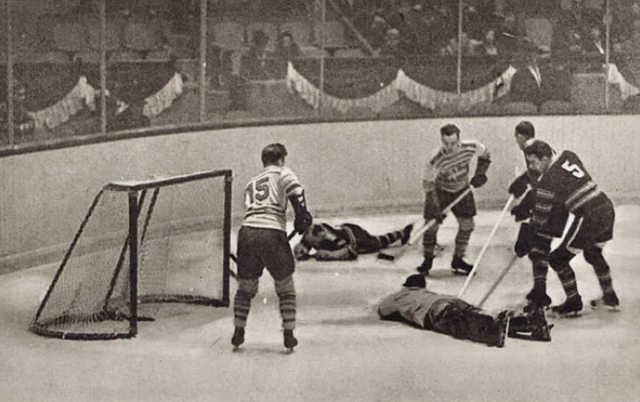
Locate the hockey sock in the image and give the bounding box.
[531,258,549,293]
[584,247,615,295]
[454,218,474,258]
[421,226,439,258]
[550,248,580,300]
[233,278,259,328]
[275,276,297,331]
[377,229,404,248]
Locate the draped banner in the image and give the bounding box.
[286,61,517,113]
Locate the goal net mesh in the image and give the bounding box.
[31,170,232,340]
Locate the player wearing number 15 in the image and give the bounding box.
[523,140,619,316]
[232,143,313,350]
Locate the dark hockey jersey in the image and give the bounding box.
[532,150,606,228]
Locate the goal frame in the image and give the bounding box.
[31,169,233,340]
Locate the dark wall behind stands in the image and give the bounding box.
[1,115,638,272]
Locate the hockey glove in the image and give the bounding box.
[514,223,535,257]
[511,190,535,222]
[294,211,313,234]
[470,174,487,188]
[508,173,530,198]
[289,190,313,234]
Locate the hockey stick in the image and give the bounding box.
[476,253,519,308]
[377,187,473,262]
[457,195,516,299]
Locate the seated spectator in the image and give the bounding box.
[240,30,272,80]
[0,82,36,139]
[508,47,552,110]
[480,28,499,57]
[274,31,304,61]
[440,32,481,57]
[378,28,408,59]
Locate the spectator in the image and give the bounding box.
[378,28,407,59]
[0,82,36,141]
[508,47,552,110]
[274,31,304,61]
[480,28,499,57]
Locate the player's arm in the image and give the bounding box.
[283,168,313,234]
[471,142,491,188]
[378,294,403,321]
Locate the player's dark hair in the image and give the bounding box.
[261,143,288,166]
[524,140,553,159]
[440,124,460,137]
[515,121,535,138]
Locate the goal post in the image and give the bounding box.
[30,169,233,340]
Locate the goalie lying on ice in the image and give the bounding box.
[378,274,552,347]
[293,221,413,261]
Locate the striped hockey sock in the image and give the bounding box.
[275,276,296,330]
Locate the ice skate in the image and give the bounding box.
[590,291,620,312]
[508,308,553,342]
[416,257,433,276]
[489,310,509,348]
[284,329,298,352]
[523,288,552,313]
[451,256,473,275]
[231,327,245,350]
[550,295,583,318]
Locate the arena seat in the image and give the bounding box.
[313,20,346,49]
[333,48,365,58]
[109,51,143,62]
[124,23,160,51]
[52,23,91,53]
[88,23,122,52]
[210,22,246,51]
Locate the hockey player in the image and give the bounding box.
[378,274,552,347]
[507,122,569,311]
[231,143,313,351]
[416,124,491,276]
[293,221,413,261]
[521,140,619,316]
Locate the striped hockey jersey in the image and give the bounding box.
[243,165,304,232]
[423,140,490,193]
[532,150,605,228]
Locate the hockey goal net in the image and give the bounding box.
[30,169,233,340]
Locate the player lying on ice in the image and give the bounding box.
[378,274,553,347]
[293,221,414,261]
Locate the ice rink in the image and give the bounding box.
[1,205,638,402]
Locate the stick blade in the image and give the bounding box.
[377,252,396,261]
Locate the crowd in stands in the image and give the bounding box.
[2,0,640,145]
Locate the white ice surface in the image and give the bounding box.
[1,206,639,402]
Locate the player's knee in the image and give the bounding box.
[457,217,474,232]
[527,247,548,263]
[275,276,295,296]
[548,248,575,271]
[237,278,259,299]
[583,247,604,265]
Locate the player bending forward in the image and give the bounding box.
[231,143,313,351]
[522,140,619,316]
[378,274,553,347]
[293,221,413,261]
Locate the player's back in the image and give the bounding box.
[243,165,301,231]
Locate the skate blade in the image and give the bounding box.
[451,269,471,276]
[548,310,582,319]
[591,304,621,312]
